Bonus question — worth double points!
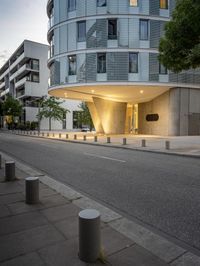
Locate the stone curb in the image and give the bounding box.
[13,132,200,159]
[1,150,200,265]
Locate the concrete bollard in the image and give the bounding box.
[83,135,87,141]
[53,133,55,137]
[30,131,32,135]
[94,136,98,142]
[25,177,39,204]
[34,131,36,135]
[47,133,49,137]
[59,133,61,139]
[66,134,69,139]
[5,161,15,181]
[74,134,77,140]
[141,139,146,147]
[42,132,44,137]
[107,137,111,143]
[165,141,170,150]
[79,209,101,263]
[123,138,127,145]
[0,154,1,169]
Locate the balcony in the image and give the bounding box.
[16,89,25,98]
[0,81,5,90]
[9,52,25,72]
[0,68,9,81]
[0,88,9,97]
[15,76,28,89]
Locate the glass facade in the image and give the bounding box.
[160,0,168,9]
[77,21,86,42]
[97,53,106,73]
[68,55,76,75]
[129,53,138,73]
[140,20,149,40]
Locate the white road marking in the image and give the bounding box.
[84,152,126,163]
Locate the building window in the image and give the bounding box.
[68,0,76,11]
[97,53,106,74]
[108,19,117,40]
[68,55,76,75]
[160,0,168,9]
[130,0,138,6]
[31,73,39,83]
[129,53,138,73]
[77,21,86,42]
[97,0,106,7]
[31,59,39,71]
[50,34,54,57]
[146,114,159,122]
[140,19,148,40]
[159,63,167,74]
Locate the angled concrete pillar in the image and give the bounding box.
[93,97,127,135]
[87,102,104,134]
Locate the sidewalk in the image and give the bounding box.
[0,157,169,266]
[13,130,200,158]
[1,152,200,266]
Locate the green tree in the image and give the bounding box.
[159,0,200,72]
[2,95,22,128]
[37,96,69,131]
[78,102,93,130]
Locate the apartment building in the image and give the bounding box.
[0,40,81,130]
[46,0,200,135]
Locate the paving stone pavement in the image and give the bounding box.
[0,158,172,266]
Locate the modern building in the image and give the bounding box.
[47,0,200,136]
[0,40,81,130]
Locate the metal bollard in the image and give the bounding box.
[0,154,1,169]
[123,138,127,145]
[83,135,87,141]
[25,177,39,204]
[47,133,49,137]
[42,132,44,137]
[107,137,111,143]
[5,161,15,181]
[141,139,146,147]
[74,134,77,140]
[66,134,69,139]
[53,133,55,137]
[94,136,98,142]
[59,133,61,138]
[79,209,101,263]
[30,131,32,135]
[165,141,170,150]
[34,131,36,135]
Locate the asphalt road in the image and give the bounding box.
[0,132,200,254]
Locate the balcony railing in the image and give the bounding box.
[0,81,5,90]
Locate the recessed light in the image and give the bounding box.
[64,92,68,97]
[140,90,144,94]
[91,90,95,93]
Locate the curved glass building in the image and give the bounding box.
[47,0,200,135]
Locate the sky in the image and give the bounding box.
[0,0,48,67]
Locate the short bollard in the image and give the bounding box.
[47,133,49,137]
[34,131,36,135]
[42,132,44,137]
[79,209,101,263]
[25,177,39,204]
[66,134,69,139]
[94,136,98,142]
[83,135,87,141]
[53,133,55,137]
[165,141,170,150]
[107,137,111,143]
[59,133,61,138]
[123,138,127,145]
[5,161,15,181]
[0,154,2,169]
[141,139,146,147]
[30,131,32,135]
[74,134,77,140]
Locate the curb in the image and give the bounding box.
[1,150,200,265]
[13,132,200,160]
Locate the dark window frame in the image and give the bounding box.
[129,53,138,73]
[68,55,77,76]
[68,0,76,11]
[108,19,118,40]
[146,114,159,122]
[160,0,168,9]
[77,21,86,42]
[97,53,106,74]
[97,0,107,7]
[139,19,149,41]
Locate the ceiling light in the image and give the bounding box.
[140,90,144,94]
[91,90,95,93]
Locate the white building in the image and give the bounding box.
[0,40,81,130]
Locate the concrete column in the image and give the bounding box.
[25,177,39,204]
[87,102,104,134]
[93,97,127,134]
[79,209,101,263]
[5,161,15,181]
[169,88,180,136]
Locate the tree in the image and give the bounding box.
[2,95,22,128]
[159,0,200,72]
[37,96,69,131]
[78,102,94,130]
